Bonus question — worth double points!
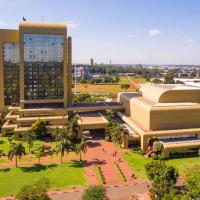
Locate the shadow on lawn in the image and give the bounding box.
[0,168,10,173]
[19,163,57,173]
[68,160,84,168]
[0,140,6,145]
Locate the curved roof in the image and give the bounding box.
[140,84,200,103]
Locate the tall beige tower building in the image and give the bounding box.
[0,21,72,133]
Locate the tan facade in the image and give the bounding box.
[0,29,19,112]
[118,84,200,155]
[1,21,72,134]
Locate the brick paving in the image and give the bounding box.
[83,137,140,186]
[0,155,78,167]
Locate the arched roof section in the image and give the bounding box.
[140,84,200,103]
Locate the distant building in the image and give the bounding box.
[135,64,142,68]
[74,66,90,79]
[90,58,94,66]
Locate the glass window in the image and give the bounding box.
[3,43,20,106]
[23,34,64,100]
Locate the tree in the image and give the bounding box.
[75,138,87,161]
[35,145,46,164]
[153,141,164,155]
[31,119,47,138]
[16,177,51,200]
[82,185,107,200]
[22,130,36,153]
[66,115,80,143]
[56,138,70,163]
[121,84,130,90]
[145,160,178,200]
[164,73,175,84]
[8,143,26,167]
[55,128,71,163]
[111,124,129,147]
[151,78,163,84]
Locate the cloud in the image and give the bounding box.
[149,29,162,36]
[0,20,7,27]
[128,34,135,38]
[186,38,194,43]
[67,22,79,28]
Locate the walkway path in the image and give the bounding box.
[83,137,145,186]
[50,183,149,200]
[0,154,78,167]
[126,75,140,89]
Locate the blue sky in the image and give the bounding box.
[1,0,200,65]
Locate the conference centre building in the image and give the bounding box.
[0,21,200,157]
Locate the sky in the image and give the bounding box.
[1,0,200,65]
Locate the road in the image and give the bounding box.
[50,183,148,200]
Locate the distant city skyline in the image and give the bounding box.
[1,0,200,65]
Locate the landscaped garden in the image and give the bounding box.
[0,115,89,197]
[124,151,200,180]
[0,161,87,196]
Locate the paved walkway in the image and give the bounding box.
[83,137,145,186]
[50,184,149,200]
[0,155,78,167]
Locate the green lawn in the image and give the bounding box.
[0,161,87,196]
[123,152,148,179]
[130,77,148,83]
[167,157,200,175]
[118,76,130,84]
[123,152,200,180]
[0,137,44,155]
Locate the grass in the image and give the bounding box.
[0,137,43,155]
[115,162,126,182]
[123,152,148,179]
[95,165,106,185]
[123,152,200,180]
[130,77,148,84]
[0,161,87,196]
[167,156,200,175]
[76,84,136,94]
[118,76,130,84]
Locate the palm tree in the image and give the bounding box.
[75,139,87,161]
[111,124,129,147]
[22,130,36,153]
[36,145,46,164]
[57,138,71,163]
[55,128,71,163]
[8,143,26,167]
[67,115,80,142]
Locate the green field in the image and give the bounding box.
[130,77,148,83]
[118,76,130,84]
[123,152,200,180]
[0,137,44,155]
[0,161,87,196]
[123,152,148,179]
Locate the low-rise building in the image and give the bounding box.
[118,84,200,156]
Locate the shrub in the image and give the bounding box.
[16,177,51,200]
[133,147,145,155]
[82,185,107,200]
[153,141,164,155]
[145,160,178,200]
